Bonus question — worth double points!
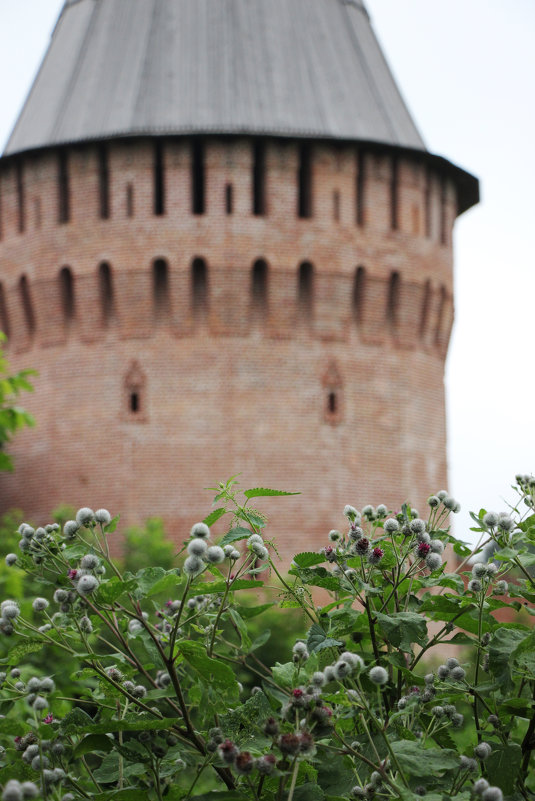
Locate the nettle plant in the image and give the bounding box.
[0,476,534,801]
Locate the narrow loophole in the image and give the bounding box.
[130,392,139,414]
[328,392,337,414]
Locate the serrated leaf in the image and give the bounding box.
[293,551,325,568]
[180,641,239,693]
[244,487,300,498]
[375,612,428,653]
[203,507,227,527]
[97,576,137,604]
[0,638,43,664]
[307,623,343,653]
[218,526,253,547]
[485,743,522,793]
[130,567,181,599]
[390,741,458,776]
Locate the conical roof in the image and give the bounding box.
[5,0,426,155]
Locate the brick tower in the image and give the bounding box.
[0,0,478,562]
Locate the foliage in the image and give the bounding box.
[0,334,35,472]
[0,476,534,801]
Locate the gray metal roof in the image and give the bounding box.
[4,0,427,156]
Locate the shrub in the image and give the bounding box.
[0,476,534,800]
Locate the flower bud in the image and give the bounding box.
[474,742,492,760]
[95,509,111,525]
[190,522,210,539]
[369,666,388,685]
[75,508,95,527]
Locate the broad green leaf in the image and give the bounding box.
[390,741,458,776]
[485,742,522,793]
[189,793,248,801]
[307,623,343,653]
[375,612,428,653]
[488,627,531,688]
[293,551,325,568]
[99,791,149,801]
[218,526,253,547]
[289,566,341,591]
[180,641,240,692]
[74,733,114,757]
[236,602,274,619]
[60,707,181,735]
[220,691,272,748]
[244,487,300,498]
[272,661,296,688]
[203,507,227,527]
[0,638,44,663]
[93,752,146,782]
[130,567,181,599]
[97,576,137,604]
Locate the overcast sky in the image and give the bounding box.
[1,0,534,543]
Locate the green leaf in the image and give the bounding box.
[244,487,300,498]
[250,629,271,651]
[220,691,272,747]
[60,708,181,736]
[488,627,531,688]
[188,794,248,801]
[180,641,240,693]
[130,567,181,599]
[293,552,325,568]
[104,515,120,534]
[272,661,296,688]
[93,752,146,782]
[74,733,114,757]
[289,566,341,591]
[97,576,137,604]
[375,612,428,653]
[203,507,227,527]
[292,784,325,800]
[195,579,264,595]
[485,743,522,793]
[0,638,43,664]
[218,527,253,547]
[236,602,274,619]
[307,623,343,653]
[390,741,459,776]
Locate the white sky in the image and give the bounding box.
[1,0,534,543]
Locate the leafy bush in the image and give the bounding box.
[0,476,534,801]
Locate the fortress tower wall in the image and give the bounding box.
[0,137,456,562]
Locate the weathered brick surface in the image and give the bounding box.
[0,137,456,565]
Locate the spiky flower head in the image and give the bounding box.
[376,504,387,518]
[437,665,450,679]
[311,671,326,687]
[1,602,20,620]
[427,495,440,508]
[361,505,375,520]
[183,555,205,577]
[410,518,426,535]
[76,508,95,527]
[349,526,364,541]
[5,554,17,567]
[474,742,492,761]
[328,529,342,542]
[369,666,388,685]
[482,511,498,527]
[481,789,503,801]
[95,509,111,525]
[497,513,514,531]
[33,696,48,711]
[190,522,210,539]
[292,641,309,662]
[368,547,384,565]
[417,542,430,558]
[344,505,359,521]
[460,756,477,772]
[251,542,269,561]
[334,660,352,680]
[443,496,457,510]
[2,781,24,801]
[425,553,442,571]
[187,538,208,558]
[32,598,49,613]
[205,546,225,565]
[63,520,80,539]
[19,525,35,539]
[80,616,93,633]
[429,539,444,554]
[494,580,508,595]
[81,554,100,570]
[450,666,466,681]
[340,651,364,672]
[468,579,482,593]
[383,518,399,533]
[355,537,369,555]
[76,574,99,596]
[20,783,38,799]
